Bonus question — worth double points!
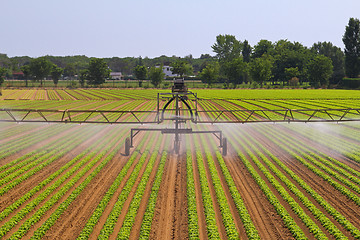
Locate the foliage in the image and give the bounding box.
[212,34,242,63]
[29,57,53,86]
[51,65,63,87]
[199,62,220,87]
[312,41,345,84]
[170,60,193,77]
[148,66,164,87]
[0,67,6,87]
[87,58,110,86]
[249,56,273,87]
[342,17,360,78]
[223,57,247,87]
[307,55,333,88]
[133,65,147,80]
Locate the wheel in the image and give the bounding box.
[222,137,227,156]
[125,137,130,156]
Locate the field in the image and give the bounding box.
[1,88,360,239]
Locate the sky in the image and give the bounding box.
[1,0,360,58]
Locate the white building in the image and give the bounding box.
[156,65,178,77]
[110,72,122,80]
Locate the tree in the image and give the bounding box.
[223,57,247,87]
[307,55,333,88]
[148,66,164,88]
[212,34,242,63]
[242,40,252,62]
[200,62,220,87]
[252,40,274,58]
[79,69,88,87]
[171,60,193,78]
[87,58,110,86]
[284,67,299,80]
[133,65,147,87]
[51,65,63,87]
[0,67,7,95]
[29,57,53,86]
[249,56,273,87]
[133,65,147,80]
[312,41,345,84]
[63,63,76,79]
[21,65,31,87]
[342,17,360,78]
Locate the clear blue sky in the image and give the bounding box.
[1,0,359,58]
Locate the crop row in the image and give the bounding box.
[224,129,307,239]
[241,126,360,239]
[96,136,155,239]
[0,126,123,238]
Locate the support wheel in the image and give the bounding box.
[222,137,227,156]
[125,137,130,156]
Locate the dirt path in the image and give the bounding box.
[149,137,188,239]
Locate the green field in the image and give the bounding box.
[1,88,360,239]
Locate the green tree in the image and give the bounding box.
[307,55,333,88]
[0,67,7,95]
[223,57,247,88]
[284,67,299,80]
[87,58,110,86]
[312,41,345,84]
[212,34,242,63]
[29,57,53,86]
[342,17,360,78]
[242,40,252,62]
[21,65,31,87]
[63,63,76,79]
[148,66,164,88]
[252,40,274,58]
[51,65,63,87]
[133,65,147,80]
[79,69,88,87]
[200,62,220,87]
[170,60,193,78]
[249,56,273,87]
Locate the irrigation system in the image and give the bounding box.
[1,79,360,155]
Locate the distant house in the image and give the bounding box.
[155,65,178,77]
[110,72,122,80]
[12,71,24,80]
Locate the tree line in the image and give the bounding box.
[0,17,359,89]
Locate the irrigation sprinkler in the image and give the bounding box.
[1,80,360,156]
[125,79,227,155]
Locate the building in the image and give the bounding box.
[110,72,122,80]
[156,65,178,77]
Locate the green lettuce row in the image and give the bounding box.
[0,127,110,223]
[0,125,85,178]
[27,129,127,240]
[199,134,239,240]
[195,148,221,239]
[185,150,200,240]
[76,132,150,240]
[226,133,307,239]
[138,150,168,239]
[117,136,163,239]
[0,125,89,188]
[238,132,342,239]
[97,135,155,239]
[0,123,70,161]
[258,125,360,238]
[2,127,124,239]
[0,127,100,196]
[261,125,360,207]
